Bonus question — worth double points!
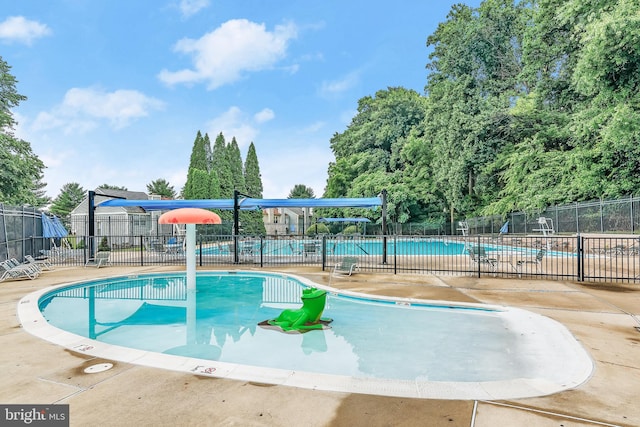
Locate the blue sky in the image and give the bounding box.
[2,0,480,199]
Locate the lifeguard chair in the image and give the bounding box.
[534,217,554,237]
[457,221,469,236]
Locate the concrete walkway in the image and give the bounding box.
[1,266,639,426]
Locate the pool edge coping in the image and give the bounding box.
[17,270,595,401]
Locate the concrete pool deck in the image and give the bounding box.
[2,265,639,426]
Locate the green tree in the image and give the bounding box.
[0,56,47,206]
[227,137,245,193]
[203,132,212,170]
[50,182,85,219]
[98,184,128,191]
[147,178,176,198]
[184,169,211,199]
[288,184,315,199]
[242,142,265,235]
[420,0,526,221]
[188,131,209,172]
[325,87,427,223]
[211,133,233,196]
[184,130,210,199]
[210,132,233,221]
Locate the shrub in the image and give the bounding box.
[342,225,359,234]
[306,223,330,235]
[98,236,111,251]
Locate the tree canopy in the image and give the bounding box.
[0,56,47,207]
[147,178,177,199]
[324,0,640,224]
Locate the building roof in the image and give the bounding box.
[71,189,150,216]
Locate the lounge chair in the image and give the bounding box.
[515,249,546,277]
[85,251,111,268]
[332,257,359,276]
[1,260,40,281]
[303,242,320,260]
[8,258,43,275]
[25,255,54,271]
[467,246,498,273]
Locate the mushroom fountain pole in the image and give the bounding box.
[158,208,222,291]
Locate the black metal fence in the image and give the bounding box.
[24,233,640,284]
[465,195,640,235]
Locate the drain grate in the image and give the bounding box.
[83,363,114,374]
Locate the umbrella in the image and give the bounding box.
[499,221,509,234]
[51,216,69,237]
[42,213,68,238]
[158,208,222,291]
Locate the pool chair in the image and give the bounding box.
[467,246,498,274]
[303,242,321,260]
[25,255,54,271]
[85,251,112,268]
[515,249,546,277]
[1,260,40,282]
[332,257,359,277]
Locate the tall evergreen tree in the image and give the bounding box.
[184,131,209,199]
[203,133,212,171]
[243,142,263,197]
[211,132,233,198]
[242,142,265,235]
[188,131,208,172]
[228,137,246,193]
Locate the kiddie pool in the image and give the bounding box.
[18,271,593,400]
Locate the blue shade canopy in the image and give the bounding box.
[318,218,371,223]
[42,214,68,238]
[500,221,509,234]
[98,197,382,211]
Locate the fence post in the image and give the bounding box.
[631,194,635,233]
[140,235,144,266]
[321,235,326,271]
[576,234,583,282]
[600,198,604,233]
[477,235,481,278]
[259,236,264,268]
[393,235,397,275]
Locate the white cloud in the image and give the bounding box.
[0,16,51,45]
[31,87,165,134]
[206,107,257,148]
[254,108,275,124]
[319,71,360,97]
[179,0,210,18]
[206,106,277,148]
[158,19,298,89]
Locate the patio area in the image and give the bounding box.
[1,265,638,426]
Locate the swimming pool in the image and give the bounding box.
[200,238,467,256]
[19,271,593,400]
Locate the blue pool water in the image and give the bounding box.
[200,238,467,256]
[37,272,588,384]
